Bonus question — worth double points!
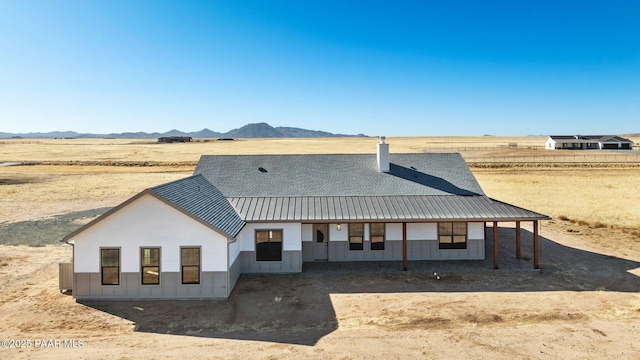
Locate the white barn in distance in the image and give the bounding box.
[63,138,549,300]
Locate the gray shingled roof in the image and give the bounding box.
[149,175,245,237]
[192,153,548,222]
[64,152,548,244]
[228,195,548,222]
[194,153,484,196]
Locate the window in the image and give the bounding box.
[370,223,385,250]
[101,248,120,285]
[141,248,160,285]
[314,224,328,243]
[256,230,282,261]
[181,247,200,284]
[438,222,467,249]
[349,223,364,250]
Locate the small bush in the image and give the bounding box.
[558,215,569,221]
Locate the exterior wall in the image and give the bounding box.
[71,204,489,299]
[545,138,556,150]
[74,271,228,299]
[228,239,241,293]
[330,223,348,241]
[239,251,302,273]
[323,222,485,262]
[301,224,314,262]
[228,253,242,294]
[235,222,303,273]
[235,222,302,252]
[546,137,632,150]
[71,194,231,299]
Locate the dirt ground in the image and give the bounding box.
[1,138,639,358]
[1,221,639,359]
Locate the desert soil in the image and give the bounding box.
[1,138,639,359]
[1,220,639,359]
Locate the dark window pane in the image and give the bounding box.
[142,266,160,285]
[370,223,385,250]
[453,223,467,235]
[349,236,363,250]
[256,230,269,244]
[371,236,385,250]
[439,222,467,250]
[270,230,282,243]
[370,223,385,236]
[349,223,364,237]
[181,248,200,266]
[256,230,283,261]
[101,249,119,267]
[181,248,200,284]
[349,224,364,251]
[141,248,160,285]
[101,249,120,285]
[439,222,453,236]
[314,224,328,243]
[102,267,119,285]
[141,248,159,266]
[182,266,200,284]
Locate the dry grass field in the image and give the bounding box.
[0,136,547,163]
[2,136,639,230]
[1,136,640,359]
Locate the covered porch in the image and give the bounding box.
[396,218,546,272]
[305,221,546,273]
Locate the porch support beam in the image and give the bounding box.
[493,222,499,270]
[402,222,408,271]
[515,221,521,259]
[533,220,540,269]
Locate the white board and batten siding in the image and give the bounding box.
[303,222,484,242]
[302,222,484,262]
[228,236,241,264]
[235,222,302,252]
[302,223,349,242]
[467,222,485,240]
[234,222,303,273]
[376,222,484,241]
[72,194,229,273]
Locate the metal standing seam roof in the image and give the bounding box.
[149,175,246,237]
[228,195,549,222]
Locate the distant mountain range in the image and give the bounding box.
[0,122,368,139]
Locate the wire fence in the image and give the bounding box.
[425,146,543,152]
[464,153,640,164]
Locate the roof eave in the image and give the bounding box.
[63,189,244,243]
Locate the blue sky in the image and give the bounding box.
[0,1,638,136]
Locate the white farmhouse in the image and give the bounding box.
[545,135,633,150]
[63,139,549,300]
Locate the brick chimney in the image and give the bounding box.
[377,136,389,172]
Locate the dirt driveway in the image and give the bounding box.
[1,223,639,359]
